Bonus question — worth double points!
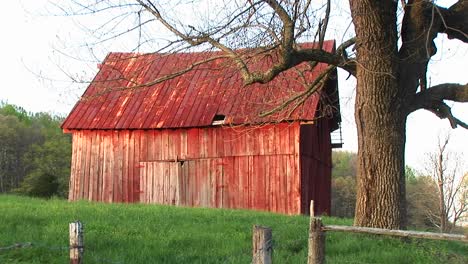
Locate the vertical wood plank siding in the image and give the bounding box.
[69,121,331,215]
[299,120,332,215]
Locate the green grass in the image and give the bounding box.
[0,195,466,263]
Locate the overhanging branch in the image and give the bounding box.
[139,0,355,86]
[296,37,356,76]
[259,64,336,117]
[398,0,468,95]
[436,0,468,43]
[408,83,468,128]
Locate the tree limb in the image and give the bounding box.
[259,64,336,117]
[436,0,468,43]
[409,83,468,128]
[138,0,355,86]
[410,83,468,107]
[399,0,468,96]
[297,37,356,76]
[264,0,294,50]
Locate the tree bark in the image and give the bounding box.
[350,0,406,229]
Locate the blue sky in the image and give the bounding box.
[1,0,466,172]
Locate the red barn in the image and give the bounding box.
[62,40,341,215]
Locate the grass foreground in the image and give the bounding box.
[0,195,466,263]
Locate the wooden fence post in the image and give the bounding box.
[252,225,272,264]
[308,217,325,264]
[310,200,314,217]
[69,221,84,264]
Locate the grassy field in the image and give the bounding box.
[0,195,466,263]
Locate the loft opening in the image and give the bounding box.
[212,114,226,125]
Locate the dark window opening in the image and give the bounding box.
[212,114,226,125]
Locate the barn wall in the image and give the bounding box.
[299,118,332,215]
[68,122,303,214]
[69,130,140,203]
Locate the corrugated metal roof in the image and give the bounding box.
[62,40,336,130]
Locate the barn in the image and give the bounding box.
[62,40,341,215]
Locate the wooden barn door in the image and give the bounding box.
[139,161,181,205]
[139,159,226,208]
[179,158,226,208]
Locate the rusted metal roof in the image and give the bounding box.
[62,40,336,130]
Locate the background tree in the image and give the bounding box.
[0,102,71,198]
[424,134,467,233]
[331,151,357,218]
[406,170,439,230]
[52,0,468,229]
[458,174,468,226]
[17,137,71,197]
[0,104,32,191]
[0,115,25,192]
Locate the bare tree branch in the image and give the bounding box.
[259,64,336,117]
[264,0,294,50]
[428,102,468,129]
[436,0,468,43]
[409,83,468,107]
[297,37,356,75]
[399,0,468,96]
[137,0,354,86]
[408,83,468,128]
[425,135,467,232]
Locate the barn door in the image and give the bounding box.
[139,159,226,208]
[178,158,226,208]
[139,161,182,205]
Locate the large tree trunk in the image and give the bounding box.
[350,0,406,229]
[354,110,407,229]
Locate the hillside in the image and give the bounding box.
[0,195,466,263]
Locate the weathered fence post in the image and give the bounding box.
[69,221,84,264]
[308,218,325,264]
[310,200,314,217]
[308,203,325,264]
[252,225,272,264]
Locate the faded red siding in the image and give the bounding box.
[299,118,332,215]
[136,155,301,214]
[68,122,303,214]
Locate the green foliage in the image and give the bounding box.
[0,195,466,264]
[0,102,71,198]
[405,165,419,183]
[406,175,439,230]
[331,176,356,218]
[0,114,29,192]
[15,172,59,198]
[17,135,71,198]
[331,151,357,178]
[0,102,31,125]
[331,151,357,218]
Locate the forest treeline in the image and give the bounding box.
[0,102,71,197]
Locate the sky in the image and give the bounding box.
[0,1,466,173]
